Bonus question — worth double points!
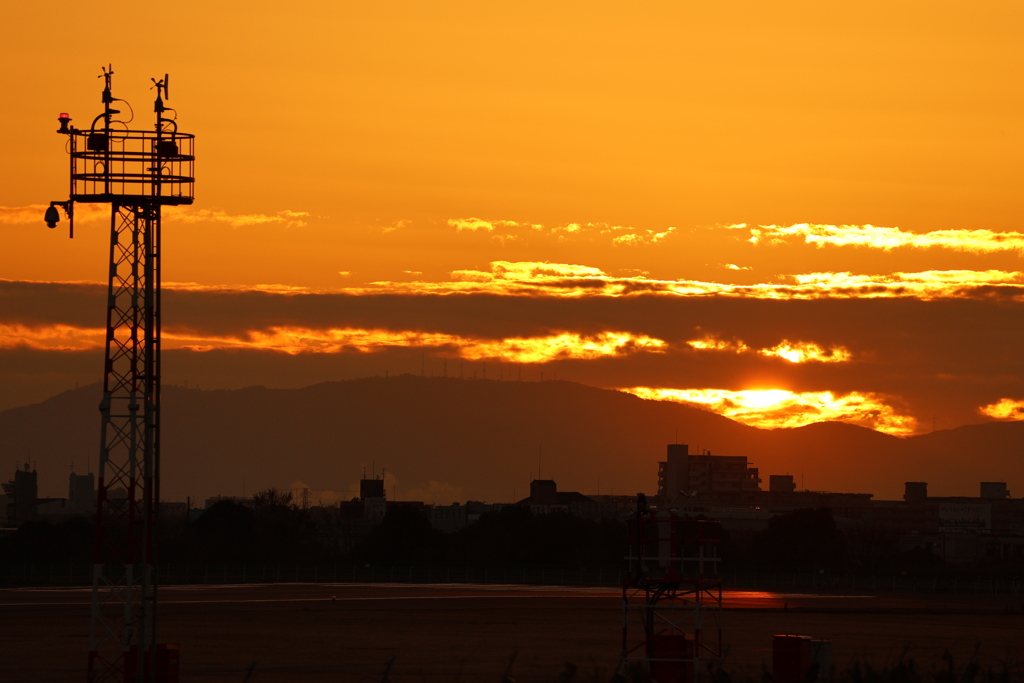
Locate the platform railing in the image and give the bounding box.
[69,129,195,203]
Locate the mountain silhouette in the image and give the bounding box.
[1,376,1021,504]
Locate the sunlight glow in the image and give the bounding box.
[0,204,309,228]
[165,207,310,228]
[686,336,851,363]
[446,218,664,244]
[1,203,109,225]
[170,327,666,363]
[165,281,324,295]
[686,337,750,353]
[611,227,676,246]
[457,331,666,362]
[448,217,499,232]
[347,262,1024,301]
[621,386,918,436]
[792,270,1021,287]
[0,321,666,363]
[760,341,852,363]
[747,223,1024,255]
[0,323,104,351]
[979,398,1024,421]
[28,265,1019,303]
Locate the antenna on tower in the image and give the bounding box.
[100,65,114,92]
[150,74,169,100]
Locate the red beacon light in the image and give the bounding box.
[57,113,71,134]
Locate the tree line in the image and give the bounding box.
[2,493,1020,575]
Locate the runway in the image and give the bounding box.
[3,583,1021,682]
[1,581,1011,611]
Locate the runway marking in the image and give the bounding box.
[0,584,883,608]
[6,583,872,597]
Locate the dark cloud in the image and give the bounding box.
[0,280,104,327]
[2,280,1021,430]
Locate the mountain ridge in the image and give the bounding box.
[1,376,1020,503]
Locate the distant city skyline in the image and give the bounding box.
[4,379,1021,506]
[7,441,1021,569]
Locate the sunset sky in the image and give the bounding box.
[2,2,1022,436]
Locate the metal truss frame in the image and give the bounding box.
[49,67,190,683]
[88,202,161,683]
[621,511,724,683]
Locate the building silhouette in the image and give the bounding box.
[904,481,928,502]
[2,464,38,523]
[69,472,95,514]
[514,479,616,518]
[657,444,761,502]
[2,464,97,524]
[866,479,1024,562]
[980,482,1010,499]
[769,474,796,493]
[360,475,386,520]
[651,443,1024,564]
[429,500,499,533]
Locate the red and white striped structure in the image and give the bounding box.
[621,495,724,683]
[48,66,194,683]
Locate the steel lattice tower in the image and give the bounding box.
[47,66,194,683]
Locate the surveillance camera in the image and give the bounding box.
[44,205,60,228]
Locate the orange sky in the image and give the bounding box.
[1,2,1022,437]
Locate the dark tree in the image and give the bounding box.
[751,508,847,569]
[180,500,259,563]
[445,506,626,566]
[356,504,442,562]
[0,517,93,563]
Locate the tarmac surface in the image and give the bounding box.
[3,583,1022,681]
